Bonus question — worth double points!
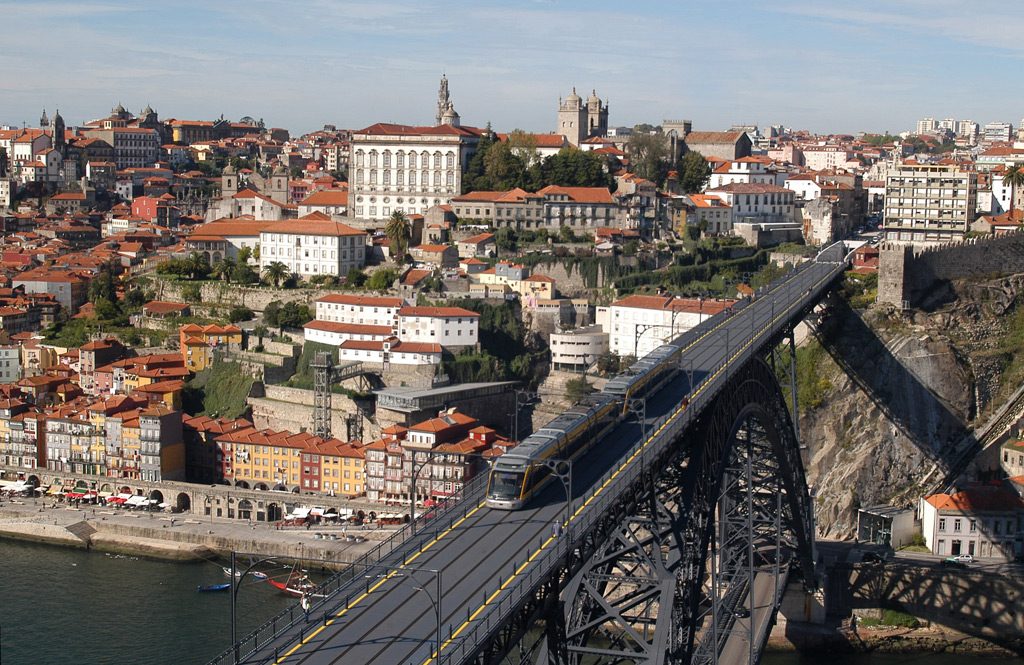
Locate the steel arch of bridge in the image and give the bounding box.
[547,356,816,665]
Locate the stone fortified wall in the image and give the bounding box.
[155,281,342,313]
[878,231,1024,308]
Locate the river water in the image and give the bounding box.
[0,538,293,664]
[1,538,1022,665]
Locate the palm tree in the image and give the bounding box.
[263,261,289,287]
[1003,165,1024,215]
[385,209,412,262]
[186,252,208,280]
[210,257,236,282]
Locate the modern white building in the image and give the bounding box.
[603,295,733,357]
[919,486,1024,559]
[348,121,483,222]
[550,325,609,372]
[0,344,22,384]
[258,212,367,279]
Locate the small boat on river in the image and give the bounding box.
[222,566,268,580]
[266,571,327,598]
[197,583,231,592]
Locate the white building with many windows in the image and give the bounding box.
[882,162,978,244]
[348,122,483,222]
[258,212,366,279]
[397,306,479,349]
[304,298,478,357]
[313,294,407,326]
[919,485,1024,559]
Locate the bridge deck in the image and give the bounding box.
[233,249,848,665]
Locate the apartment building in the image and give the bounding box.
[883,162,978,243]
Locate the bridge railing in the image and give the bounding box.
[206,474,490,665]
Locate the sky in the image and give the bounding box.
[3,0,1024,138]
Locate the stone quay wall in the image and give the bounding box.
[827,562,1024,639]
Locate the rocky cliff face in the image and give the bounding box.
[800,275,1024,539]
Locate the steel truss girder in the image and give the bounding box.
[547,356,814,665]
[670,357,816,665]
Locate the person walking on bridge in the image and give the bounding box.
[301,591,311,622]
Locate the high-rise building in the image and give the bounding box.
[883,162,977,244]
[984,121,1013,143]
[916,117,937,134]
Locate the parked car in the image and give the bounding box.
[941,559,968,570]
[951,553,974,563]
[733,607,750,618]
[862,551,883,563]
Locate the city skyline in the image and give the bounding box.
[3,0,1024,137]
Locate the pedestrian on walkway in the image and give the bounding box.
[301,592,311,622]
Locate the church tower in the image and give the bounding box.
[586,90,608,138]
[40,109,49,128]
[436,74,450,126]
[557,88,587,146]
[51,109,66,158]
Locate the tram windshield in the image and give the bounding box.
[488,470,525,499]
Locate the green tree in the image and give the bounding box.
[627,132,670,185]
[276,301,313,329]
[508,129,540,168]
[253,324,268,345]
[367,268,397,291]
[231,263,259,284]
[88,270,116,303]
[1003,165,1024,213]
[0,147,7,177]
[210,257,236,282]
[385,209,412,261]
[677,151,712,194]
[495,227,517,252]
[228,306,255,323]
[263,301,281,327]
[237,246,253,264]
[186,252,209,280]
[559,225,575,243]
[483,141,527,189]
[263,261,289,287]
[345,268,368,287]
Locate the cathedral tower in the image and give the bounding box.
[557,88,587,146]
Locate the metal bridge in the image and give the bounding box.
[211,243,851,665]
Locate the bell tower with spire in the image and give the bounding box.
[435,74,450,126]
[51,109,66,158]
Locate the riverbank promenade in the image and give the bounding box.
[0,495,388,563]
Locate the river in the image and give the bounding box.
[1,537,1022,665]
[0,538,293,665]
